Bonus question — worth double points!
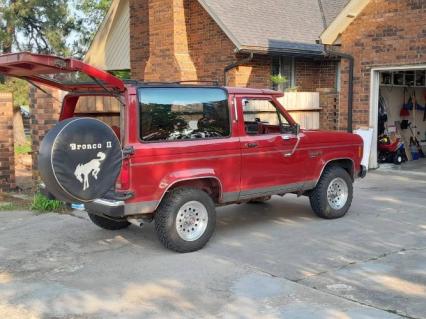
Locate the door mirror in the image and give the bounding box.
[293,123,300,136]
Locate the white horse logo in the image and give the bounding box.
[74,152,106,191]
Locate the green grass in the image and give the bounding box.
[15,144,31,155]
[0,202,16,211]
[0,201,29,211]
[31,193,64,213]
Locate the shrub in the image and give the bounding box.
[15,144,31,155]
[31,193,63,212]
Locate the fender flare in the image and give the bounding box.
[153,169,224,210]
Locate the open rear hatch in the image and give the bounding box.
[0,52,125,93]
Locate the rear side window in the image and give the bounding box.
[138,88,230,142]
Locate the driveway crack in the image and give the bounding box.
[294,246,426,283]
[207,248,426,319]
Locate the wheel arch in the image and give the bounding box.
[315,158,355,186]
[155,176,223,211]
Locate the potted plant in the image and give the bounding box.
[270,75,287,90]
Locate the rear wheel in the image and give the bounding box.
[88,212,130,230]
[155,187,216,253]
[309,166,353,219]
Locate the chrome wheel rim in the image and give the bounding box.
[176,201,208,241]
[327,177,348,210]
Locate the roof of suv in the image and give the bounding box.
[225,87,283,96]
[126,81,284,97]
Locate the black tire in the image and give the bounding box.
[248,196,271,204]
[155,187,216,253]
[88,212,130,230]
[309,166,353,219]
[393,151,403,165]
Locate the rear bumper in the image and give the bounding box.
[85,199,125,218]
[358,165,367,178]
[86,198,159,218]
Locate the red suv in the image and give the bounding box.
[0,53,366,252]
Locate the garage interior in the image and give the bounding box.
[375,68,426,171]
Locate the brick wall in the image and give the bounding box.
[295,58,338,92]
[317,88,340,131]
[30,87,62,183]
[339,0,426,131]
[186,0,235,85]
[129,0,150,81]
[129,0,272,87]
[0,93,15,191]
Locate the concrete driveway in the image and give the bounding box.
[0,165,425,319]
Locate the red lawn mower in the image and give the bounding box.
[378,135,407,165]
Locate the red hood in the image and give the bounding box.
[301,130,363,146]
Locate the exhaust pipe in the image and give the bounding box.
[127,218,145,228]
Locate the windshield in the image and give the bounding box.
[138,87,230,142]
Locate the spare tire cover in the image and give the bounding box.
[38,118,122,203]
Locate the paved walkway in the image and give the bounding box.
[0,168,425,318]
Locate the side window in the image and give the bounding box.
[139,88,230,142]
[242,99,290,135]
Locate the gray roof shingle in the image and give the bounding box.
[320,0,351,26]
[197,0,350,55]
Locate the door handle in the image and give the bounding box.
[246,142,258,148]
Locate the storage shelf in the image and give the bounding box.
[380,70,426,87]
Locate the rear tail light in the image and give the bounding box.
[118,159,130,190]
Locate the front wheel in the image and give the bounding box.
[155,188,216,253]
[393,151,403,165]
[309,166,353,219]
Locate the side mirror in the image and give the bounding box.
[294,123,300,136]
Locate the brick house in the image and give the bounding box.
[85,0,347,89]
[85,0,348,131]
[321,0,426,167]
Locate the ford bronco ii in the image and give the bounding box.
[0,53,366,252]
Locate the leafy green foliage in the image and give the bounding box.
[270,75,288,85]
[110,69,131,80]
[0,202,15,211]
[0,0,76,55]
[73,0,112,56]
[0,0,112,57]
[15,143,31,154]
[0,78,29,107]
[31,193,64,212]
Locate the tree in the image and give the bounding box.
[0,0,112,100]
[0,0,76,55]
[0,78,28,107]
[73,0,112,56]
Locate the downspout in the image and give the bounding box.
[224,52,254,86]
[324,46,354,133]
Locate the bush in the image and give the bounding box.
[31,193,63,212]
[15,144,31,155]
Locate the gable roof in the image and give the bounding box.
[84,0,130,70]
[320,0,371,45]
[197,0,350,55]
[84,0,351,70]
[320,0,352,26]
